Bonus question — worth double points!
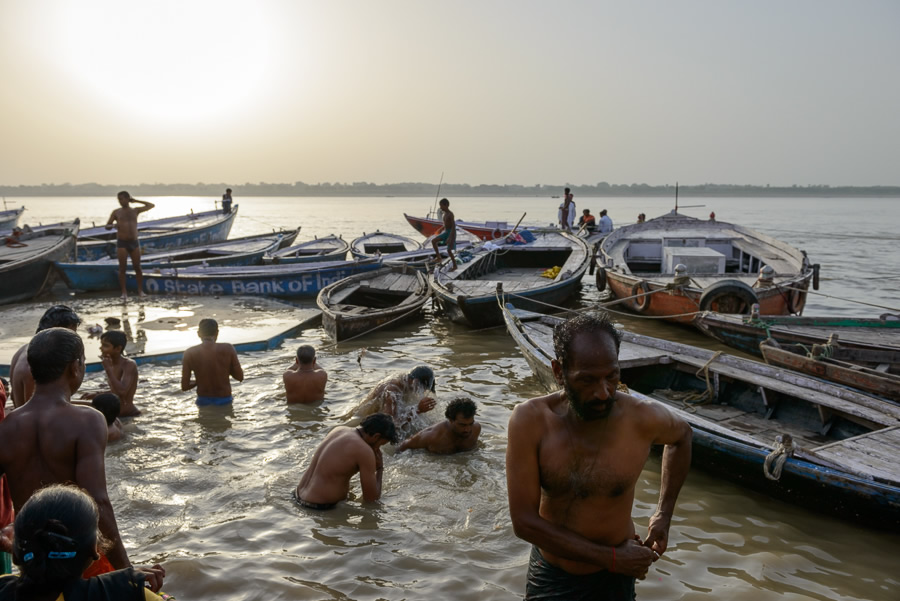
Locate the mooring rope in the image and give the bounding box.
[763,434,794,481]
[781,285,899,313]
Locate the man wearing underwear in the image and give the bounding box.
[294,413,398,509]
[506,312,692,600]
[431,197,457,271]
[105,190,155,300]
[181,318,244,406]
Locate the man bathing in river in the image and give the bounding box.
[506,312,692,600]
[181,318,244,406]
[397,397,481,454]
[105,191,155,300]
[9,305,81,408]
[284,345,328,404]
[431,197,457,271]
[80,330,141,416]
[294,413,398,509]
[353,366,438,429]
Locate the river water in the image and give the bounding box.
[5,195,900,600]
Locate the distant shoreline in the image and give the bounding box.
[1,182,898,198]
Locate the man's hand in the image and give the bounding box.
[374,446,384,470]
[644,511,673,556]
[613,538,658,580]
[0,524,13,553]
[100,355,114,371]
[136,564,166,592]
[417,397,436,413]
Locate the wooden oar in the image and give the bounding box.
[508,212,527,236]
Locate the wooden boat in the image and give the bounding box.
[77,206,239,261]
[502,305,900,530]
[694,310,900,356]
[0,220,79,305]
[56,231,293,292]
[0,206,25,230]
[264,234,349,264]
[350,231,421,258]
[430,229,590,328]
[760,338,900,401]
[595,211,816,323]
[131,257,383,298]
[405,213,517,241]
[316,264,431,341]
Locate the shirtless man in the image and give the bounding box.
[0,329,132,572]
[294,413,398,509]
[105,191,155,300]
[181,318,244,406]
[431,198,457,271]
[81,331,140,416]
[506,312,692,599]
[353,365,437,425]
[397,397,481,454]
[283,345,327,404]
[10,305,81,408]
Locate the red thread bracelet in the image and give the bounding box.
[611,547,615,573]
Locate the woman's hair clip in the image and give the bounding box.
[47,551,78,559]
[23,552,34,562]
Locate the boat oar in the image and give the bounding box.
[508,212,527,236]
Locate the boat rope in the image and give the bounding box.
[781,285,900,313]
[500,288,705,321]
[653,351,722,412]
[763,434,794,481]
[241,214,283,230]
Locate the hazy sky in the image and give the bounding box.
[1,1,897,187]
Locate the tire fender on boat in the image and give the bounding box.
[631,281,652,313]
[698,280,759,314]
[787,286,808,315]
[596,266,607,292]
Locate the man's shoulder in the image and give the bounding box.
[510,392,561,424]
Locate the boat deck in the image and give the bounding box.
[0,235,67,264]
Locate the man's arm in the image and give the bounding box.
[104,210,118,230]
[506,401,655,578]
[230,346,244,382]
[642,402,692,556]
[181,353,196,391]
[357,446,382,503]
[132,199,155,214]
[396,427,434,452]
[73,409,130,568]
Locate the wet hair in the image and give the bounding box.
[36,305,81,334]
[361,413,398,444]
[100,330,127,353]
[12,485,100,597]
[408,365,435,392]
[553,312,621,370]
[296,344,316,364]
[198,318,218,337]
[91,393,121,427]
[445,397,477,421]
[439,197,449,206]
[27,328,84,385]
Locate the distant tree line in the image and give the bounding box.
[0,181,897,198]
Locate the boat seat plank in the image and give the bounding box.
[809,427,900,482]
[329,284,360,304]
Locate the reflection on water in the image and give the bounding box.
[16,196,900,599]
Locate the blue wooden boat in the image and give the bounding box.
[0,220,79,305]
[383,227,480,272]
[264,234,349,264]
[0,206,25,230]
[350,231,421,259]
[56,230,295,291]
[430,229,590,328]
[130,257,383,298]
[76,206,239,261]
[503,304,900,531]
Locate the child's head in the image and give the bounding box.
[99,330,127,357]
[91,393,121,427]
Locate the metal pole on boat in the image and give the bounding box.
[430,172,444,218]
[675,182,678,213]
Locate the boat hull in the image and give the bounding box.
[0,207,25,231]
[405,213,511,241]
[77,206,239,261]
[0,225,78,305]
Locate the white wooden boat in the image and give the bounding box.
[350,231,421,258]
[265,234,349,264]
[0,220,79,304]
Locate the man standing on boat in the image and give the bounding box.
[506,312,692,599]
[105,191,155,300]
[559,187,574,231]
[222,188,233,214]
[431,198,457,271]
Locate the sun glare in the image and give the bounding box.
[47,1,275,127]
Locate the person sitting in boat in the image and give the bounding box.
[598,209,614,234]
[396,397,481,454]
[222,188,233,214]
[283,345,328,404]
[9,305,82,408]
[79,331,141,417]
[577,209,597,233]
[637,213,646,224]
[352,366,437,437]
[0,484,166,599]
[431,198,457,271]
[181,319,244,407]
[293,413,398,510]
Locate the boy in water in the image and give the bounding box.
[92,393,124,442]
[181,318,244,406]
[81,331,141,416]
[284,345,328,404]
